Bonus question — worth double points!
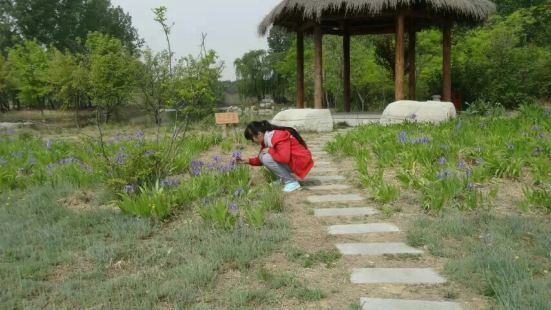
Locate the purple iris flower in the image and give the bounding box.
[506,143,514,150]
[160,178,180,187]
[0,157,7,165]
[466,182,476,191]
[533,147,544,156]
[227,203,238,213]
[11,151,23,159]
[46,139,53,150]
[465,169,473,177]
[233,187,245,197]
[398,131,407,144]
[135,130,145,138]
[232,151,242,159]
[438,156,447,165]
[59,157,81,165]
[115,150,125,165]
[213,155,222,162]
[28,156,36,165]
[532,125,540,131]
[144,150,156,157]
[457,160,466,170]
[410,113,417,120]
[123,184,136,194]
[538,133,546,139]
[46,163,55,176]
[455,122,462,130]
[436,170,452,179]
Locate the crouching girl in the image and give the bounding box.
[237,120,314,192]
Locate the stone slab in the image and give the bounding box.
[304,175,345,185]
[315,207,378,217]
[360,298,461,310]
[306,184,352,191]
[272,109,333,132]
[351,268,447,284]
[380,100,456,125]
[307,194,364,203]
[336,242,423,256]
[313,161,331,166]
[328,223,400,235]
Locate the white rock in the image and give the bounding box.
[380,100,456,125]
[272,109,333,132]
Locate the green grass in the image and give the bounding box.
[328,104,551,211]
[0,183,289,308]
[287,248,342,268]
[407,210,551,309]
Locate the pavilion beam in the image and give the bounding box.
[442,21,452,102]
[343,23,351,112]
[408,19,417,100]
[314,24,323,109]
[395,13,405,101]
[296,30,304,108]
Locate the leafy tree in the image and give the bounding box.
[46,49,89,126]
[3,0,140,52]
[6,40,51,111]
[137,49,173,125]
[85,32,136,122]
[177,50,223,118]
[234,50,271,100]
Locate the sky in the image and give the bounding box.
[111,0,281,81]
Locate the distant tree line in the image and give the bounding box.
[234,0,551,110]
[0,2,224,124]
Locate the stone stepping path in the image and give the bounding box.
[307,194,364,203]
[303,134,457,308]
[307,184,352,191]
[351,268,447,284]
[336,242,423,256]
[328,223,400,235]
[360,298,461,310]
[315,207,378,217]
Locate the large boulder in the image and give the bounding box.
[271,109,333,132]
[380,100,456,125]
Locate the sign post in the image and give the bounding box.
[215,112,240,138]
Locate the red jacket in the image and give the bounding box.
[248,130,314,180]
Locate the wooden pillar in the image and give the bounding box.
[314,24,323,109]
[395,13,405,101]
[408,20,416,100]
[343,24,351,112]
[296,31,304,108]
[442,21,452,102]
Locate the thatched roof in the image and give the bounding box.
[259,0,496,35]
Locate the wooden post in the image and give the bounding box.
[343,24,351,112]
[395,13,405,101]
[408,19,416,100]
[314,24,323,109]
[296,30,305,108]
[442,21,452,102]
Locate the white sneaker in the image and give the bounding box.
[283,181,301,193]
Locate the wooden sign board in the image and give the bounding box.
[215,112,239,125]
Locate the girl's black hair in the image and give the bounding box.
[244,120,307,147]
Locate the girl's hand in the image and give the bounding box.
[235,158,247,165]
[261,148,270,154]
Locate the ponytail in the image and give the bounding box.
[244,120,307,147]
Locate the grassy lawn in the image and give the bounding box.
[328,104,551,309]
[0,124,314,308]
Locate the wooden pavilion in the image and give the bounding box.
[259,0,495,111]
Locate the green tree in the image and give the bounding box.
[234,49,271,101]
[137,49,173,125]
[85,32,136,122]
[3,0,140,52]
[46,49,89,126]
[6,40,51,111]
[177,50,223,118]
